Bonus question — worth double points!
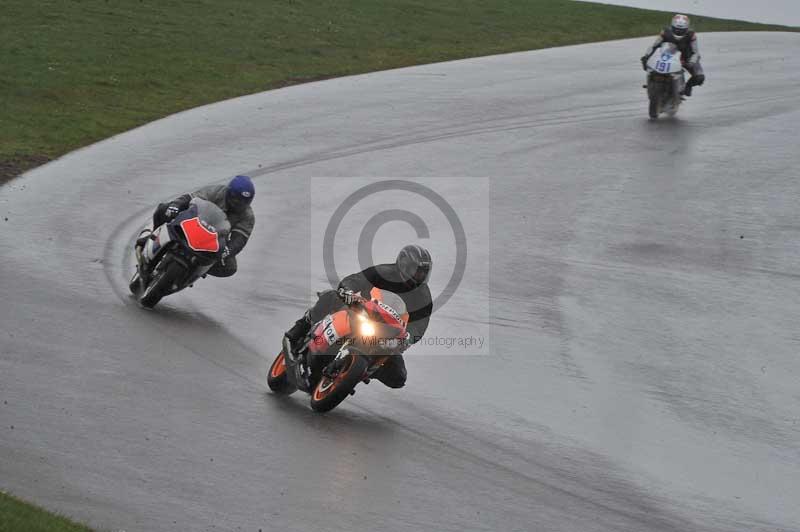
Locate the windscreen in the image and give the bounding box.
[378,291,408,325]
[649,43,682,74]
[175,198,231,253]
[191,198,231,238]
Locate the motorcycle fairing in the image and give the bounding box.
[309,310,352,354]
[169,199,230,254]
[179,217,220,253]
[369,287,410,324]
[647,43,684,74]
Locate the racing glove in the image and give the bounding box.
[227,232,247,257]
[640,56,649,71]
[164,204,181,219]
[398,331,412,353]
[220,245,231,264]
[337,287,358,305]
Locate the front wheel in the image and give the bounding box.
[646,78,659,119]
[139,260,183,308]
[128,270,142,295]
[267,352,297,395]
[309,354,369,413]
[648,97,659,119]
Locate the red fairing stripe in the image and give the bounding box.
[179,217,220,252]
[372,303,407,337]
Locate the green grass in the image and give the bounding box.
[1,0,796,179]
[0,491,93,532]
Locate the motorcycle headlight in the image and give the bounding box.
[360,322,376,337]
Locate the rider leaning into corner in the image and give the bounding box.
[641,14,706,97]
[284,244,434,389]
[143,175,256,278]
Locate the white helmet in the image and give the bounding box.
[671,14,690,40]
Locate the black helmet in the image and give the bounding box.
[396,244,432,287]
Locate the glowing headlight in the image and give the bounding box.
[360,322,376,337]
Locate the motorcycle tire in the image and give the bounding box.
[309,354,369,413]
[128,270,142,295]
[140,260,183,308]
[648,98,659,119]
[267,352,297,395]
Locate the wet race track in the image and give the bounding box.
[2,33,800,532]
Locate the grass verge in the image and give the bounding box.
[0,491,93,532]
[1,0,796,183]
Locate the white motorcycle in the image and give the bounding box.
[644,42,686,119]
[129,198,230,308]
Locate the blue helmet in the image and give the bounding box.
[225,175,255,213]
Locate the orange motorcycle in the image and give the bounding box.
[267,289,409,412]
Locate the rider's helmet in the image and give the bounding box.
[670,14,690,40]
[396,244,432,288]
[225,175,255,213]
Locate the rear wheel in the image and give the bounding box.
[267,352,297,395]
[309,354,369,413]
[140,261,183,308]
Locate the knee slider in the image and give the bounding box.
[694,74,705,86]
[392,367,408,388]
[381,365,407,389]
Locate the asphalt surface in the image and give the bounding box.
[2,33,799,532]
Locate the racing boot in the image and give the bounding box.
[130,229,154,294]
[134,228,153,260]
[284,311,313,361]
[682,79,694,97]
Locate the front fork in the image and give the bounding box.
[289,338,356,393]
[283,334,337,393]
[130,231,154,293]
[134,226,159,279]
[321,343,355,378]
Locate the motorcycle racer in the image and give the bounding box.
[284,244,433,389]
[144,175,255,278]
[641,14,706,97]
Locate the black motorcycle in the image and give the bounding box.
[129,198,230,308]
